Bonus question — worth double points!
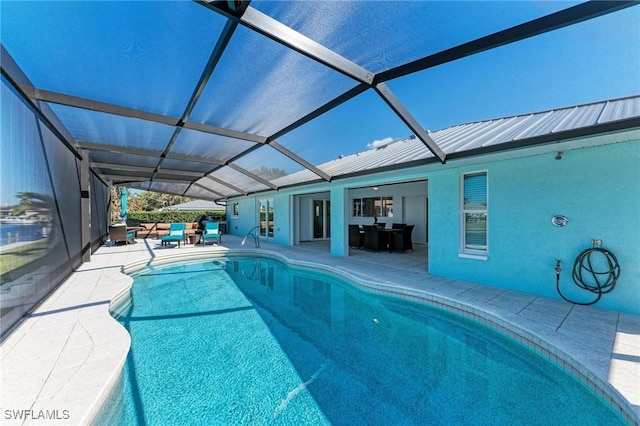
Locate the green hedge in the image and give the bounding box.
[126,210,226,226]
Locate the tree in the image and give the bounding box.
[110,186,195,220]
[11,192,53,217]
[252,165,287,180]
[11,191,58,244]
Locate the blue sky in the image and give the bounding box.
[1,1,639,180]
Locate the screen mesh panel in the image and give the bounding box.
[1,78,84,338]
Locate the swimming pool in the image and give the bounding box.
[98,255,625,425]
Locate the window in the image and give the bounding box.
[232,202,239,217]
[461,171,487,257]
[353,196,393,218]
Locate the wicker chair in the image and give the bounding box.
[363,225,387,252]
[348,224,364,249]
[109,224,134,245]
[392,224,414,252]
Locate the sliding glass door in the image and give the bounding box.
[259,199,274,239]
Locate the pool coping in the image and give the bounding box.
[1,243,638,425]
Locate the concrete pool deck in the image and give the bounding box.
[1,235,638,425]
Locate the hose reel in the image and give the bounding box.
[556,245,621,306]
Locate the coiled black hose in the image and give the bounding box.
[556,247,621,305]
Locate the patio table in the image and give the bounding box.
[377,228,402,253]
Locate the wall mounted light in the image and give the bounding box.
[555,151,563,160]
[551,215,568,227]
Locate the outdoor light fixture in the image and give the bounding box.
[555,151,563,160]
[372,186,378,190]
[551,215,568,227]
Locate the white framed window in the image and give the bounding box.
[460,171,488,258]
[352,196,393,218]
[232,202,239,217]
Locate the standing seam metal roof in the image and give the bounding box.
[270,95,640,188]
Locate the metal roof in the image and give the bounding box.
[270,95,640,187]
[1,1,639,200]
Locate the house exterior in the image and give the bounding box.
[226,97,640,315]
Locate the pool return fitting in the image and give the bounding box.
[555,241,621,306]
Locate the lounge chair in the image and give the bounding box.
[201,221,221,245]
[161,223,186,247]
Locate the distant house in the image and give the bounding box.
[161,200,224,211]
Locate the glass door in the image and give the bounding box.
[259,199,274,238]
[313,200,323,239]
[312,199,331,240]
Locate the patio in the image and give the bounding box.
[1,235,638,424]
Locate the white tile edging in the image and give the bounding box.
[80,278,134,426]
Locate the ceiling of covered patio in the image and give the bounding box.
[1,1,639,200]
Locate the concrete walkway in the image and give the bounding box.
[1,235,638,425]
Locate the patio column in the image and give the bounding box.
[330,186,348,257]
[80,149,91,262]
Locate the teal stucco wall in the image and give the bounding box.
[225,193,293,246]
[428,140,640,315]
[225,139,639,314]
[226,197,257,240]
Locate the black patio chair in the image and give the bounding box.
[392,224,414,252]
[348,224,364,249]
[391,223,406,229]
[363,225,387,252]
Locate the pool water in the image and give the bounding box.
[98,257,624,425]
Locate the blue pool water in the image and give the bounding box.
[99,257,624,425]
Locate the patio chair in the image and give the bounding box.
[391,223,406,229]
[109,224,134,245]
[201,221,221,245]
[348,224,364,249]
[160,223,186,247]
[363,225,387,252]
[392,224,414,252]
